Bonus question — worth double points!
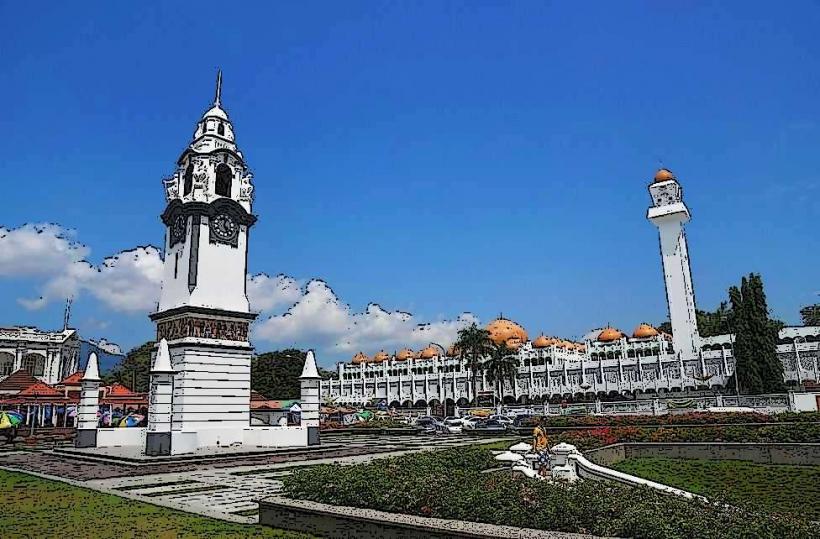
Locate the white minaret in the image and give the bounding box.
[647,168,700,360]
[148,71,258,455]
[299,350,322,446]
[75,352,100,448]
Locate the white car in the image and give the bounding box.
[442,418,463,434]
[460,416,482,430]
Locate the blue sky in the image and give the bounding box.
[1,2,818,366]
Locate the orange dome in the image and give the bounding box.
[505,337,523,350]
[532,335,551,349]
[486,317,529,346]
[419,345,438,359]
[654,168,676,183]
[395,348,414,361]
[597,327,625,343]
[446,344,461,357]
[372,350,389,363]
[632,323,659,339]
[351,352,368,364]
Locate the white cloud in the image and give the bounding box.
[247,273,303,312]
[1,224,478,362]
[253,279,478,356]
[0,224,89,277]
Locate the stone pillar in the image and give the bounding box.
[75,352,100,448]
[146,339,174,456]
[300,350,322,446]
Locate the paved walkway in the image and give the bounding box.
[1,434,512,524]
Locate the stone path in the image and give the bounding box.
[1,434,512,524]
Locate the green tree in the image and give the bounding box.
[482,342,518,406]
[104,341,154,393]
[800,304,820,326]
[696,302,733,338]
[251,349,336,399]
[728,273,784,394]
[453,323,494,404]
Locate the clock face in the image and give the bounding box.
[211,213,238,242]
[171,215,186,245]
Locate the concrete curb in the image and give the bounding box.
[260,495,612,539]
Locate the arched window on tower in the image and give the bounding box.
[201,120,208,134]
[183,163,194,196]
[217,122,225,136]
[215,164,232,197]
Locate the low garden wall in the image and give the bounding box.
[585,443,820,467]
[259,496,600,539]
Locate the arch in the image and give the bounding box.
[502,395,516,405]
[414,399,427,408]
[183,163,194,195]
[388,400,401,410]
[217,122,225,136]
[456,397,469,407]
[401,400,413,408]
[21,353,46,377]
[215,164,232,197]
[0,352,14,376]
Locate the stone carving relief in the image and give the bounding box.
[239,170,254,202]
[156,316,249,342]
[163,172,180,202]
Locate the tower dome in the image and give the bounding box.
[632,323,660,339]
[395,348,414,361]
[597,327,625,343]
[532,335,551,349]
[486,317,529,347]
[653,168,676,183]
[418,345,438,360]
[372,350,389,363]
[351,352,368,365]
[446,344,461,357]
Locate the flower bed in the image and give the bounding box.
[282,444,812,538]
[548,423,820,450]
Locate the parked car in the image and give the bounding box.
[442,418,463,434]
[460,416,481,430]
[472,419,507,433]
[414,417,439,434]
[488,414,513,426]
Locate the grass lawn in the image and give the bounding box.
[612,457,820,520]
[0,469,312,539]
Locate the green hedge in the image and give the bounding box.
[282,445,812,538]
[547,422,820,450]
[540,411,820,428]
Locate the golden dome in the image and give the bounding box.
[597,327,625,343]
[486,317,529,347]
[419,345,438,359]
[653,168,676,183]
[632,323,659,339]
[395,348,414,361]
[446,344,461,357]
[351,352,368,364]
[505,337,523,350]
[532,335,551,349]
[372,350,389,363]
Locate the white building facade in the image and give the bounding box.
[321,169,820,407]
[0,327,80,385]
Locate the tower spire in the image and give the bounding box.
[214,69,222,107]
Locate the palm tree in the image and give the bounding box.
[483,341,518,410]
[453,323,494,405]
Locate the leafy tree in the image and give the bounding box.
[727,273,784,394]
[656,321,672,335]
[696,302,733,338]
[800,304,820,326]
[453,323,494,404]
[251,349,337,399]
[104,341,154,393]
[482,342,518,406]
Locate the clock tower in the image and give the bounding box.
[146,72,258,455]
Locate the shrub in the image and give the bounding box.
[282,444,813,538]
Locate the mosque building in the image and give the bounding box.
[320,169,820,408]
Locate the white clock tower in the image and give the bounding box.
[146,72,258,455]
[647,168,700,361]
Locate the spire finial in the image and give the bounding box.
[214,69,223,107]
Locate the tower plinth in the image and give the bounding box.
[647,169,700,360]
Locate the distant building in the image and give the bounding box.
[0,327,80,385]
[322,169,820,407]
